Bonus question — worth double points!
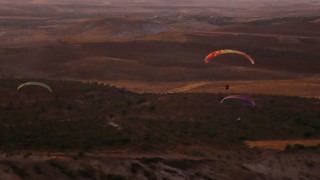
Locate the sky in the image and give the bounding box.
[1,0,319,18]
[2,0,319,5]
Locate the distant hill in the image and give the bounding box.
[55,17,169,38]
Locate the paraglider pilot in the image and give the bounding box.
[225,84,229,90]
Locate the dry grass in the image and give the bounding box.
[245,140,320,150]
[94,77,320,99]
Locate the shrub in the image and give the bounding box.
[293,144,305,150]
[48,161,75,178]
[130,163,142,174]
[303,131,313,138]
[78,168,95,178]
[101,173,129,180]
[284,144,292,152]
[143,170,156,180]
[149,105,157,112]
[137,98,146,105]
[306,162,315,168]
[4,102,14,111]
[33,165,42,174]
[5,162,29,178]
[23,151,33,158]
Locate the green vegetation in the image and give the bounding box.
[246,16,320,26]
[100,173,129,180]
[48,160,75,178]
[130,163,143,174]
[143,169,156,180]
[149,105,157,112]
[284,144,292,152]
[4,162,29,178]
[33,165,42,175]
[139,157,163,164]
[0,79,319,153]
[285,144,320,152]
[306,161,316,168]
[78,168,95,179]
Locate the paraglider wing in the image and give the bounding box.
[17,82,52,92]
[204,49,255,64]
[220,95,255,107]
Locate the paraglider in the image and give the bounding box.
[225,84,230,90]
[17,82,52,92]
[220,95,255,108]
[204,49,255,64]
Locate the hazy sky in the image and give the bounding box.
[2,0,319,5]
[1,0,318,18]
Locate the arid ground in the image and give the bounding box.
[0,1,320,179]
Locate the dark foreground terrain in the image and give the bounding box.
[0,79,319,179]
[1,150,319,180]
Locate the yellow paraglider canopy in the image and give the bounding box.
[17,81,52,92]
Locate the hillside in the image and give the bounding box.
[0,78,319,179]
[0,1,320,178]
[0,78,319,151]
[1,16,320,85]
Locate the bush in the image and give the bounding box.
[143,170,156,180]
[4,102,14,111]
[78,168,95,178]
[139,158,163,164]
[5,162,29,178]
[23,151,33,158]
[48,161,75,178]
[101,173,129,180]
[130,163,142,174]
[306,162,315,168]
[137,98,146,105]
[303,131,313,138]
[149,105,157,112]
[284,144,292,152]
[77,151,85,158]
[121,110,128,116]
[66,105,73,110]
[293,144,305,150]
[33,165,42,174]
